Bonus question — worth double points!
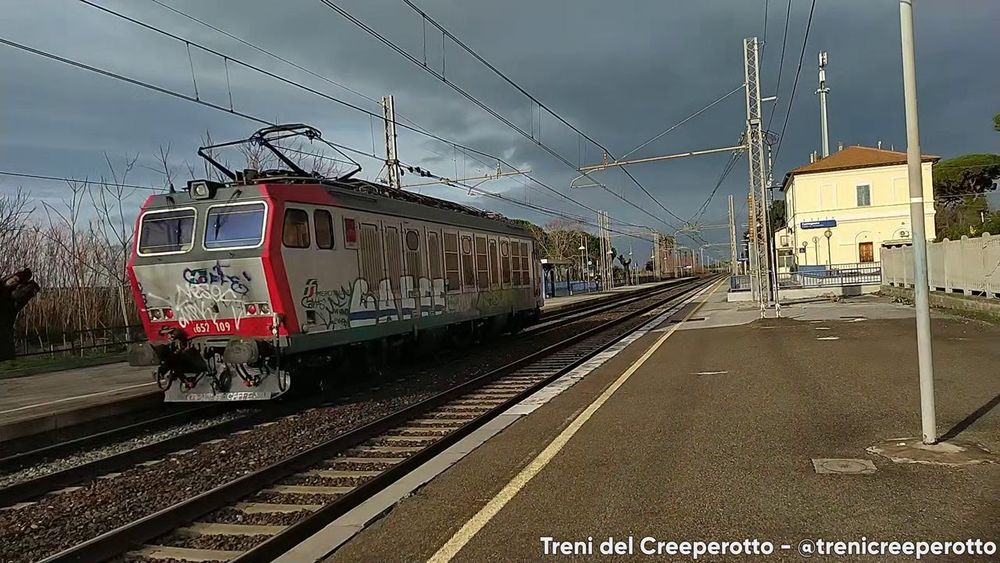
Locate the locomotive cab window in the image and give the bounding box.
[138,208,196,255]
[282,208,310,248]
[314,209,334,249]
[204,202,265,250]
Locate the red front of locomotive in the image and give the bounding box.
[126,182,312,401]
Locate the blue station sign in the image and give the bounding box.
[800,219,837,229]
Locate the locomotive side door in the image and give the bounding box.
[280,206,321,333]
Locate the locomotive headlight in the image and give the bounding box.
[190,181,212,199]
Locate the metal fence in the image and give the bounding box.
[14,324,146,359]
[729,275,752,291]
[776,262,882,288]
[882,232,1000,297]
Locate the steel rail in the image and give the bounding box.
[41,277,713,563]
[1,280,680,509]
[0,405,219,471]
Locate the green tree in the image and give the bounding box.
[933,154,1000,205]
[935,196,990,240]
[994,113,1000,132]
[768,199,786,233]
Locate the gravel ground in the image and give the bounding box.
[158,532,270,551]
[282,474,372,488]
[251,491,346,505]
[0,286,694,563]
[208,507,310,526]
[0,410,253,489]
[321,460,397,471]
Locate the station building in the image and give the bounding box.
[774,145,938,269]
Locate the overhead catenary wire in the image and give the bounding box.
[399,0,690,224]
[618,84,746,161]
[765,0,793,132]
[687,149,745,225]
[325,0,711,246]
[0,53,653,240]
[0,39,636,236]
[396,0,720,243]
[0,170,165,192]
[771,0,817,164]
[74,0,661,234]
[145,0,493,176]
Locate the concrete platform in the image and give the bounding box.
[541,278,690,313]
[0,280,689,445]
[324,284,1000,562]
[0,362,158,443]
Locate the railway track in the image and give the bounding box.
[35,276,712,563]
[0,279,687,511]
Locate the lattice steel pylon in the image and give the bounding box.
[743,37,772,314]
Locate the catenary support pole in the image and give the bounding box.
[899,0,937,444]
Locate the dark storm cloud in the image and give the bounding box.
[1,0,997,256]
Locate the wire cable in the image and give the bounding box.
[324,0,711,245]
[75,0,655,235]
[618,84,745,161]
[771,0,817,164]
[0,170,164,191]
[765,0,793,132]
[397,0,717,238]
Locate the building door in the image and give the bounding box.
[859,242,874,263]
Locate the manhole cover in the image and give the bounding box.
[812,458,876,474]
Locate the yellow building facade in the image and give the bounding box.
[777,146,937,267]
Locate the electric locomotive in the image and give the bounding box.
[127,125,543,402]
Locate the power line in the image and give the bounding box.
[619,84,745,161]
[0,46,652,239]
[771,0,817,165]
[324,0,709,245]
[688,150,745,225]
[0,170,164,191]
[144,0,493,175]
[413,164,653,243]
[765,0,793,132]
[397,0,722,240]
[399,0,693,227]
[72,0,656,236]
[27,5,648,233]
[762,0,770,47]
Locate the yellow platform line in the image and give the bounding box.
[428,278,723,562]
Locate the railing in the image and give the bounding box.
[882,232,1000,297]
[13,324,146,359]
[777,262,882,288]
[729,275,752,291]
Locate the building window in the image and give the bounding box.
[856,184,871,207]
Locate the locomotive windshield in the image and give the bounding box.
[138,208,196,255]
[204,202,266,249]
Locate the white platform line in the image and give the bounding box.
[0,382,155,415]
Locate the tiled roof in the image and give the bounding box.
[781,145,938,189]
